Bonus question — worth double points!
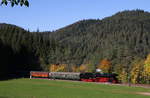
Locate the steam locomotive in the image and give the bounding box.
[30,71,118,83]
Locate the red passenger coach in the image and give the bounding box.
[30,71,49,78]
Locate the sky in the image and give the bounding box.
[0,0,150,31]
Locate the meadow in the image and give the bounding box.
[0,78,150,98]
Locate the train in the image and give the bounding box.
[30,71,118,83]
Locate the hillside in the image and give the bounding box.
[48,10,150,66]
[1,10,150,80]
[0,23,42,78]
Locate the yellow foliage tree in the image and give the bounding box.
[49,64,67,72]
[71,66,79,72]
[143,54,150,83]
[56,64,66,72]
[119,68,128,83]
[97,59,112,73]
[115,64,127,83]
[86,62,95,72]
[79,64,88,72]
[144,54,150,66]
[49,64,58,72]
[130,59,144,84]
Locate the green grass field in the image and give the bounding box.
[0,78,150,98]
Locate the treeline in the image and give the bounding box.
[1,9,150,83]
[48,57,150,84]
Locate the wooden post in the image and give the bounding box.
[30,71,32,79]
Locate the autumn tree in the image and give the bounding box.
[49,64,66,72]
[114,64,128,83]
[97,59,112,73]
[57,64,67,72]
[71,66,79,72]
[143,54,150,84]
[79,64,88,72]
[119,68,128,83]
[130,58,144,84]
[86,62,95,72]
[49,64,57,72]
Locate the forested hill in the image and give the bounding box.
[1,10,150,78]
[49,10,150,65]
